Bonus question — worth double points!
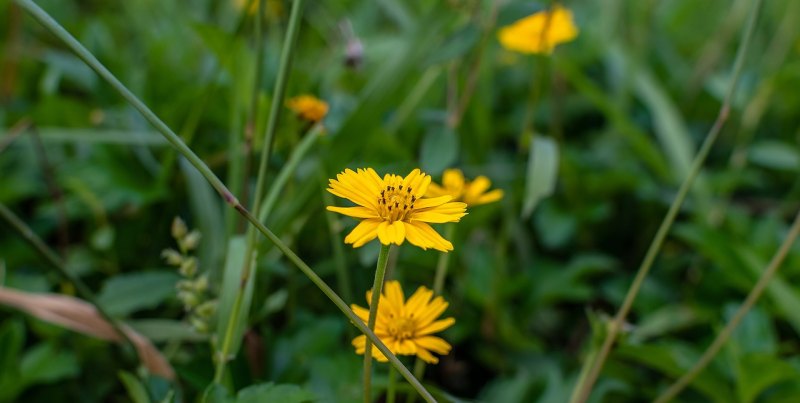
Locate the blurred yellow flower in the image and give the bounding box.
[286,95,329,123]
[232,0,283,18]
[327,168,467,252]
[497,5,578,54]
[426,168,503,206]
[352,281,455,364]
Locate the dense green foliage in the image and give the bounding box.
[2,0,800,402]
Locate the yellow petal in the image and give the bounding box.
[405,286,433,314]
[472,189,504,205]
[326,206,379,219]
[417,317,455,336]
[416,296,449,327]
[414,336,452,355]
[405,221,453,252]
[442,169,465,192]
[413,195,453,209]
[383,280,405,310]
[414,346,438,364]
[377,220,406,245]
[344,219,381,247]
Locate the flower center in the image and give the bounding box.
[387,316,416,340]
[377,183,416,223]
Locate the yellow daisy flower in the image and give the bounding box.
[352,281,455,364]
[497,5,579,55]
[286,95,329,123]
[326,168,467,252]
[426,168,504,206]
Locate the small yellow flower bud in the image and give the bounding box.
[171,217,188,240]
[195,300,216,318]
[161,249,183,266]
[182,230,202,251]
[193,275,208,293]
[179,257,198,277]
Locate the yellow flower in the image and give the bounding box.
[327,168,467,252]
[352,281,455,364]
[497,5,579,54]
[426,168,504,206]
[286,95,329,123]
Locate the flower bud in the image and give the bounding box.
[161,249,183,266]
[171,217,188,240]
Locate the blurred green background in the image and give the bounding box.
[2,0,800,401]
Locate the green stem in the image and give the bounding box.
[0,203,139,359]
[432,224,456,294]
[570,0,764,401]
[258,124,323,223]
[14,1,434,400]
[408,224,455,402]
[388,365,398,403]
[654,209,800,402]
[364,244,392,403]
[214,0,306,382]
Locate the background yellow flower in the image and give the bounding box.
[286,95,329,123]
[351,281,455,364]
[426,168,504,206]
[497,5,579,54]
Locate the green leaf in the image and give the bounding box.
[236,383,316,403]
[0,320,25,401]
[735,353,800,403]
[737,247,800,335]
[118,371,152,403]
[419,126,459,176]
[748,141,800,171]
[630,305,699,343]
[19,343,79,387]
[522,135,558,218]
[615,343,735,403]
[97,271,180,317]
[203,383,233,403]
[128,319,208,342]
[215,236,254,358]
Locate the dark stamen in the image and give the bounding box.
[399,185,403,190]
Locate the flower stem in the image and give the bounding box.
[432,224,456,294]
[364,244,392,403]
[570,0,764,401]
[654,209,800,402]
[388,365,398,403]
[15,2,434,400]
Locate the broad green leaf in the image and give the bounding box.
[97,271,180,317]
[203,383,233,403]
[236,383,316,403]
[737,248,800,336]
[630,305,699,343]
[749,141,800,171]
[215,236,253,358]
[0,320,25,401]
[615,343,735,403]
[119,371,151,403]
[128,319,208,342]
[420,126,459,176]
[522,135,558,218]
[735,353,800,403]
[182,158,225,275]
[19,343,79,387]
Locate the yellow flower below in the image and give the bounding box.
[352,281,455,364]
[497,5,579,55]
[426,168,503,206]
[286,95,329,123]
[327,168,467,252]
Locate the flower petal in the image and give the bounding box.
[344,218,381,247]
[414,336,452,355]
[417,317,455,336]
[404,221,453,252]
[377,220,406,245]
[326,206,379,219]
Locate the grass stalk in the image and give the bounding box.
[0,203,139,360]
[570,0,764,401]
[387,365,398,403]
[364,244,392,403]
[14,1,434,400]
[214,0,305,382]
[654,208,800,402]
